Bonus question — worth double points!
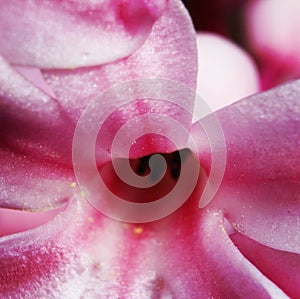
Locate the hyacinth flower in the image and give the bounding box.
[0,0,299,298]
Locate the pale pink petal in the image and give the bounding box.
[13,66,56,98]
[0,0,167,68]
[0,55,52,109]
[232,232,300,298]
[0,149,75,210]
[0,204,66,237]
[193,80,300,253]
[194,32,260,117]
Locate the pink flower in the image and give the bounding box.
[0,0,299,298]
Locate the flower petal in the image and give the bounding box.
[0,198,93,298]
[0,54,76,165]
[0,149,75,210]
[13,66,56,98]
[193,80,300,253]
[0,188,288,298]
[0,0,168,68]
[43,0,197,122]
[1,0,197,165]
[0,204,66,237]
[121,208,287,298]
[231,232,300,298]
[189,211,288,298]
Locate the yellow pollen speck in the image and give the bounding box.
[70,182,76,188]
[133,227,143,234]
[88,217,94,223]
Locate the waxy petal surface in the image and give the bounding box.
[231,232,300,298]
[44,0,197,159]
[193,80,300,253]
[0,186,288,298]
[1,0,197,166]
[0,0,167,68]
[0,61,73,210]
[0,198,92,298]
[2,1,297,297]
[0,204,66,237]
[0,149,74,210]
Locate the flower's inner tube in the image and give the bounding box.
[99,148,196,204]
[133,148,190,180]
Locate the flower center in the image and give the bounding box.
[132,148,190,180]
[99,148,194,204]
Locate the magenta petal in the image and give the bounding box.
[127,203,287,297]
[0,0,167,68]
[193,80,300,253]
[0,189,287,297]
[0,198,93,298]
[231,232,300,298]
[189,211,288,298]
[0,55,76,164]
